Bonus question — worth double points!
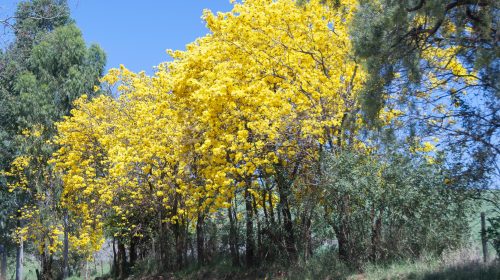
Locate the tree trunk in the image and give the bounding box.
[158,208,165,269]
[331,194,353,264]
[268,190,276,226]
[15,240,23,280]
[173,220,183,270]
[370,207,383,262]
[302,210,313,260]
[151,236,155,260]
[0,244,7,280]
[481,212,488,263]
[196,213,205,266]
[253,195,262,261]
[183,223,189,264]
[189,234,195,263]
[41,248,54,280]
[63,212,69,279]
[277,182,297,261]
[129,237,138,268]
[228,206,240,267]
[117,241,128,279]
[245,187,255,266]
[334,224,349,263]
[112,238,117,278]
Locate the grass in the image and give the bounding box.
[348,245,499,280]
[4,247,498,279]
[150,246,499,280]
[5,254,110,280]
[353,259,499,280]
[5,254,38,280]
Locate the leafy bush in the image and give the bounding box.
[321,150,471,266]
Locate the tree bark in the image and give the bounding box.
[268,189,276,227]
[0,244,7,280]
[196,213,205,266]
[277,180,297,261]
[228,205,240,267]
[301,210,313,260]
[253,195,262,261]
[175,221,184,269]
[112,238,117,278]
[481,212,488,263]
[370,207,383,262]
[158,207,167,269]
[15,240,23,280]
[244,187,255,266]
[129,237,138,268]
[63,212,69,279]
[183,223,189,264]
[117,241,128,279]
[334,223,349,263]
[335,198,353,264]
[41,248,54,280]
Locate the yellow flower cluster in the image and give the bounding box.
[2,155,31,192]
[12,206,64,254]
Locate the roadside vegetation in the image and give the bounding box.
[0,0,498,279]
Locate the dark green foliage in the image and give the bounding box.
[12,0,72,61]
[321,149,471,266]
[487,215,500,257]
[16,23,105,128]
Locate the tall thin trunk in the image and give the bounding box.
[117,241,128,279]
[196,213,205,266]
[334,224,349,262]
[129,237,138,267]
[63,212,69,279]
[183,223,189,264]
[268,190,276,226]
[84,260,88,280]
[277,181,297,261]
[41,247,54,280]
[158,209,165,266]
[262,190,270,228]
[245,187,255,266]
[173,221,182,269]
[112,238,117,278]
[371,208,383,262]
[208,219,217,262]
[253,195,262,261]
[302,209,313,260]
[172,193,183,270]
[228,206,239,267]
[0,244,7,280]
[152,236,155,258]
[335,196,351,263]
[481,212,488,263]
[15,240,23,280]
[189,234,195,263]
[158,208,165,269]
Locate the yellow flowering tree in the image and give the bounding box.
[51,0,465,273]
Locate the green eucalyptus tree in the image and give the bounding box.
[0,1,106,279]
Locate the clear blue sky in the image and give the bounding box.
[1,0,234,74]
